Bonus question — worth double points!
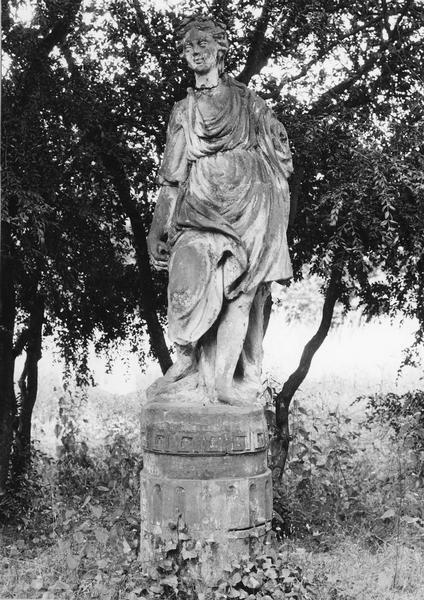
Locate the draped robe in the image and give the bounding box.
[157,75,293,346]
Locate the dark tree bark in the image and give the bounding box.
[13,329,30,359]
[236,0,272,85]
[272,265,343,481]
[0,221,16,494]
[13,294,44,476]
[288,162,304,226]
[99,150,172,373]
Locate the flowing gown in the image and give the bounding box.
[157,74,293,346]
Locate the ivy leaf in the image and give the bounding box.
[66,554,79,571]
[90,504,103,519]
[149,584,163,594]
[380,508,396,520]
[94,527,109,545]
[242,574,260,589]
[81,495,91,508]
[164,540,177,552]
[265,567,278,579]
[160,575,178,590]
[31,578,44,591]
[181,547,198,560]
[230,571,242,585]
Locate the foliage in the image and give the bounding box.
[0,445,54,527]
[145,551,316,599]
[272,275,352,327]
[3,373,424,599]
[212,554,315,600]
[360,389,424,483]
[271,399,368,539]
[362,389,424,436]
[0,427,316,600]
[264,390,424,547]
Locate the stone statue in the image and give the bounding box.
[147,15,293,406]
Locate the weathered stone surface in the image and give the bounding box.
[140,471,272,538]
[141,402,268,456]
[142,451,267,480]
[146,15,293,407]
[139,401,272,581]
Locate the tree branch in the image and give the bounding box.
[237,0,272,85]
[381,0,391,40]
[288,162,304,226]
[272,263,343,480]
[282,15,383,87]
[13,293,44,474]
[19,0,82,106]
[0,219,16,493]
[13,329,29,358]
[1,0,11,34]
[309,0,414,116]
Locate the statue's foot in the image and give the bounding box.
[216,384,245,406]
[163,356,196,383]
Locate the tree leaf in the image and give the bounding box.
[380,508,396,520]
[66,554,79,570]
[90,504,103,519]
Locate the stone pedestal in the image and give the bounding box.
[140,401,272,585]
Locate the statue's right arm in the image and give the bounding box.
[147,100,187,270]
[147,185,179,271]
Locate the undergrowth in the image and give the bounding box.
[0,434,315,600]
[1,385,424,599]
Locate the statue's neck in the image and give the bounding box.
[194,66,220,89]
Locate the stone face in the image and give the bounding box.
[140,401,272,578]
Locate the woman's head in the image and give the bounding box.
[176,15,229,75]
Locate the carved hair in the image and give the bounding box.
[175,15,229,74]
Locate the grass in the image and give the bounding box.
[291,539,424,600]
[1,307,424,599]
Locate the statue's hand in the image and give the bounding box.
[147,232,170,271]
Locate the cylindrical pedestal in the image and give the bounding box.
[140,401,272,585]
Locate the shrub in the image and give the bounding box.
[360,389,424,486]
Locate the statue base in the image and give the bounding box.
[139,400,272,587]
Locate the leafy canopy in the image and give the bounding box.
[2,0,424,375]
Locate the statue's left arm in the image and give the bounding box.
[251,92,293,224]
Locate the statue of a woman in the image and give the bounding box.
[147,15,293,405]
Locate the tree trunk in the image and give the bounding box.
[0,221,16,494]
[13,294,44,476]
[100,151,172,373]
[236,0,272,85]
[272,265,343,481]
